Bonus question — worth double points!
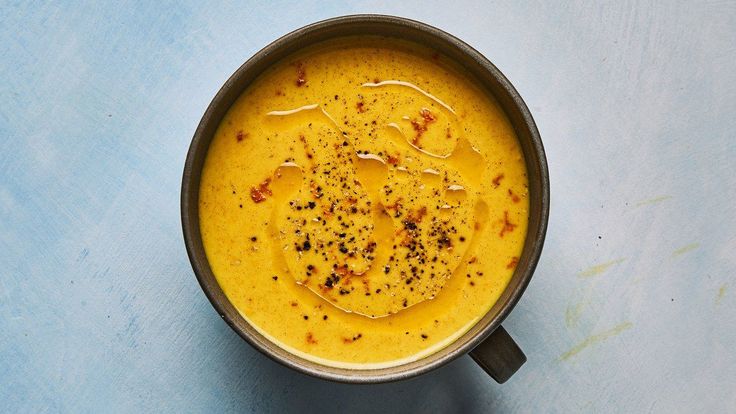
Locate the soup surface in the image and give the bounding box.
[199,37,528,368]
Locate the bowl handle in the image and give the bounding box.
[469,325,526,383]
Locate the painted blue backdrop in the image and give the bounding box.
[1,1,734,412]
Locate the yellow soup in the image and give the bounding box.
[199,37,528,369]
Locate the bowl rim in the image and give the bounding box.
[181,13,549,383]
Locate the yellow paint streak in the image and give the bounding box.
[559,322,633,361]
[578,259,625,278]
[672,243,699,257]
[634,195,671,207]
[565,302,585,328]
[716,284,728,305]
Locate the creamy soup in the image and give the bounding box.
[199,37,528,368]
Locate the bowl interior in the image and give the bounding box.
[181,15,549,383]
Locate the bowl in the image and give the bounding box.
[181,14,549,384]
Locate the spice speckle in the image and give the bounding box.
[250,178,272,203]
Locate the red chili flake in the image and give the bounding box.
[446,127,452,139]
[508,188,521,203]
[306,332,317,344]
[249,189,266,203]
[236,131,248,142]
[387,154,400,165]
[410,120,423,142]
[334,265,349,277]
[249,178,272,203]
[373,78,380,83]
[321,203,335,218]
[499,211,517,237]
[333,265,356,281]
[290,301,298,307]
[507,256,519,269]
[468,256,477,264]
[407,206,427,223]
[384,197,403,212]
[492,173,504,188]
[356,101,365,113]
[309,182,323,199]
[410,108,436,146]
[295,62,306,87]
[420,108,436,123]
[275,89,284,96]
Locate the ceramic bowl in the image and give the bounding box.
[181,14,549,384]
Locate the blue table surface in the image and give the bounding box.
[2,1,735,412]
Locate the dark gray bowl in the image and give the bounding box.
[181,14,549,384]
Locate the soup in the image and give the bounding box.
[199,37,528,368]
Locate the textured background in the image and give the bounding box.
[1,1,735,412]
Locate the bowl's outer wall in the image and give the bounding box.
[181,15,549,383]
